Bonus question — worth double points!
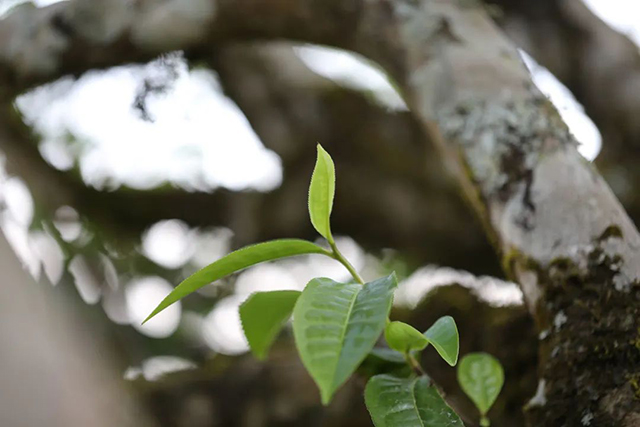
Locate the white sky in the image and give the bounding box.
[17,66,283,191]
[582,0,640,46]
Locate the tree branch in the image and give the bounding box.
[0,0,367,99]
[0,230,155,427]
[2,46,499,274]
[490,0,640,223]
[363,2,640,425]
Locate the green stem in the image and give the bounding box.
[406,352,426,376]
[328,240,365,285]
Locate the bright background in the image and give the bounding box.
[0,0,633,377]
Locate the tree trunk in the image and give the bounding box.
[0,231,154,427]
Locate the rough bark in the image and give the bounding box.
[380,4,640,425]
[358,3,640,424]
[1,0,639,424]
[491,0,640,224]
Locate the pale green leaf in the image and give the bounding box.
[385,321,429,354]
[240,290,301,360]
[293,274,397,404]
[457,353,504,415]
[144,239,327,323]
[308,144,336,242]
[424,316,459,366]
[365,374,464,427]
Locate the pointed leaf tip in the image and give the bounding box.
[144,239,328,323]
[424,315,459,366]
[308,144,336,242]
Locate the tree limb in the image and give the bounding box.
[490,0,640,223]
[366,2,640,425]
[2,38,500,273]
[0,230,155,427]
[0,0,368,99]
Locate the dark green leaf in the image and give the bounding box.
[369,348,407,364]
[240,290,301,360]
[308,144,335,242]
[365,374,464,427]
[360,349,412,379]
[385,321,429,353]
[144,239,327,323]
[424,316,459,366]
[457,353,504,416]
[293,274,397,404]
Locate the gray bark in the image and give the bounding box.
[362,3,640,424]
[491,0,640,225]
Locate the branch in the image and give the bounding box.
[0,231,155,427]
[491,0,640,222]
[0,0,365,99]
[364,2,640,424]
[2,49,499,274]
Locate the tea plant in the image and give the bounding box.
[458,353,505,426]
[144,145,505,426]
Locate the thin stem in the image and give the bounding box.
[406,352,426,376]
[328,240,365,285]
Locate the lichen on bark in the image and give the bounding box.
[424,79,640,425]
[507,230,640,426]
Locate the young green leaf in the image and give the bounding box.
[365,374,464,427]
[385,321,429,354]
[308,144,336,243]
[240,290,301,360]
[424,316,459,366]
[293,274,397,405]
[457,353,504,419]
[144,239,328,323]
